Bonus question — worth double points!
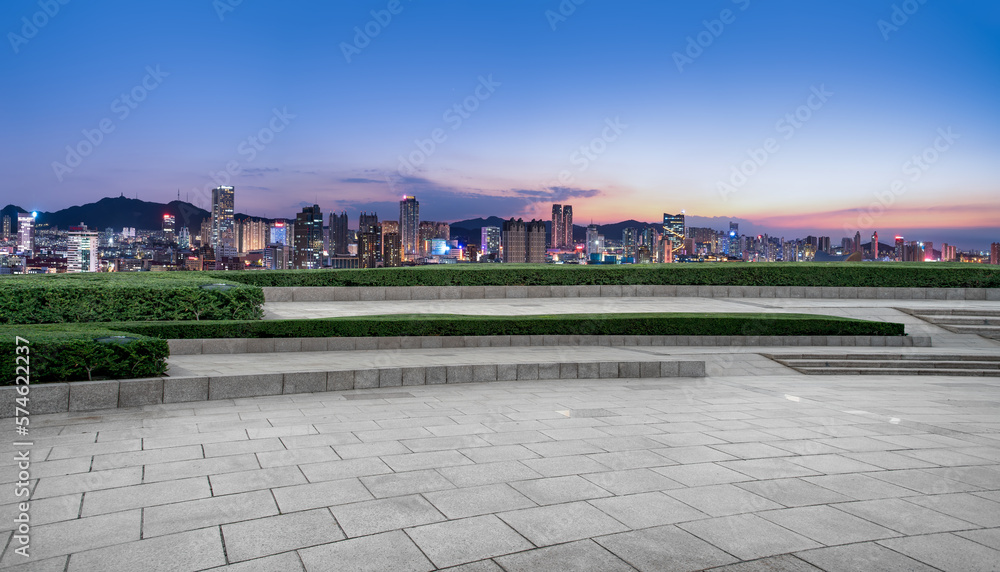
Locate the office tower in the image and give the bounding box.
[854,231,862,254]
[622,227,637,260]
[294,205,324,269]
[270,221,288,246]
[818,236,830,254]
[239,218,267,253]
[435,222,450,241]
[211,186,235,252]
[562,205,573,247]
[551,204,564,248]
[418,221,436,257]
[923,241,933,261]
[329,211,348,255]
[198,219,212,247]
[381,221,401,267]
[178,227,191,250]
[871,231,879,259]
[67,225,99,272]
[162,214,176,242]
[357,212,381,267]
[399,196,419,259]
[991,243,1000,265]
[895,236,905,261]
[17,212,35,253]
[481,226,500,256]
[941,243,956,262]
[527,219,547,263]
[2,215,9,239]
[586,224,601,258]
[501,218,527,263]
[662,213,685,260]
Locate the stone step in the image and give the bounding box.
[939,325,1000,337]
[793,367,1000,377]
[767,353,1000,362]
[910,309,1000,317]
[923,317,1000,326]
[786,360,1000,370]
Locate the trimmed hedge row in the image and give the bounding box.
[0,275,264,324]
[1,325,169,384]
[205,263,1000,289]
[111,313,905,339]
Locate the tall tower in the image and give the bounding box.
[211,186,235,254]
[551,204,563,248]
[162,214,176,243]
[562,205,573,247]
[501,218,527,263]
[399,196,419,259]
[17,212,35,253]
[526,220,547,263]
[67,225,99,272]
[329,211,349,256]
[871,231,879,260]
[662,212,686,260]
[294,205,324,269]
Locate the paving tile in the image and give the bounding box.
[0,457,90,483]
[667,484,783,517]
[272,478,373,512]
[401,435,491,453]
[206,552,305,572]
[333,440,411,459]
[653,463,753,487]
[67,527,225,572]
[655,445,737,464]
[47,439,142,460]
[759,505,897,545]
[841,451,939,470]
[143,490,278,537]
[705,554,823,571]
[298,457,393,482]
[679,513,821,560]
[0,493,80,528]
[920,466,1000,489]
[904,493,1000,527]
[142,429,249,450]
[521,455,609,477]
[595,525,738,572]
[588,449,674,470]
[711,443,795,459]
[280,433,363,449]
[499,501,628,546]
[0,555,67,572]
[202,437,286,458]
[833,498,975,535]
[82,477,211,516]
[91,445,203,471]
[298,530,433,572]
[719,458,820,480]
[878,533,1000,572]
[222,508,344,562]
[510,475,612,505]
[802,474,915,500]
[590,491,707,528]
[582,468,684,495]
[361,469,455,498]
[735,478,853,507]
[331,495,445,537]
[786,454,885,474]
[423,484,536,519]
[495,539,635,572]
[381,450,474,472]
[868,469,982,494]
[31,466,142,499]
[523,440,605,457]
[256,446,341,469]
[438,460,542,488]
[0,510,141,567]
[796,542,939,572]
[407,515,532,568]
[144,454,260,483]
[956,528,1000,551]
[210,465,308,496]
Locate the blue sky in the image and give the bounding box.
[2,0,999,247]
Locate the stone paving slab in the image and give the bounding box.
[3,373,999,570]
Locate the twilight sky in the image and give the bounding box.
[2,0,999,248]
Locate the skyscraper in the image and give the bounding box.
[358,212,381,268]
[211,186,235,253]
[17,212,34,253]
[162,214,176,242]
[2,215,9,240]
[871,231,879,259]
[562,205,573,247]
[329,211,348,256]
[551,204,564,248]
[294,205,324,269]
[399,196,419,259]
[67,225,99,272]
[991,243,999,265]
[418,221,436,257]
[481,226,500,257]
[662,213,685,260]
[586,224,601,258]
[895,236,905,261]
[501,218,526,263]
[727,222,739,258]
[381,221,401,267]
[526,219,547,263]
[622,227,638,260]
[270,221,288,246]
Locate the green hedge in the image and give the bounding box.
[204,263,1000,289]
[1,325,169,384]
[0,274,264,325]
[112,313,905,339]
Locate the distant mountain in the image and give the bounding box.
[1,196,275,232]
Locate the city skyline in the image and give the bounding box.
[2,1,998,249]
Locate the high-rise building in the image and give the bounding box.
[526,219,547,263]
[481,226,500,257]
[294,205,324,269]
[662,213,685,260]
[501,218,526,263]
[357,212,381,268]
[270,221,288,246]
[381,221,401,267]
[399,196,419,259]
[67,225,99,273]
[2,215,10,240]
[991,243,1000,265]
[418,221,436,257]
[941,243,956,262]
[854,231,862,254]
[162,214,176,242]
[434,222,450,242]
[329,211,348,255]
[178,227,191,250]
[211,186,235,252]
[17,212,35,253]
[551,204,564,249]
[923,241,933,261]
[622,227,638,260]
[727,222,739,258]
[818,236,831,254]
[871,231,879,260]
[239,218,268,253]
[562,205,573,247]
[895,236,905,261]
[586,224,601,258]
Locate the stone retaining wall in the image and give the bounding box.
[1,360,706,416]
[168,334,930,355]
[264,285,999,302]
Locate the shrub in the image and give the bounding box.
[111,313,905,339]
[0,274,264,324]
[1,325,169,384]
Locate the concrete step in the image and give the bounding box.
[794,367,1000,377]
[939,325,1000,338]
[923,317,1000,326]
[787,360,1000,370]
[767,353,1000,362]
[910,309,1000,317]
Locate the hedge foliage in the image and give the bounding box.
[112,312,905,339]
[203,263,1000,289]
[1,325,169,384]
[0,274,264,324]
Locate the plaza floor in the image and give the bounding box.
[2,296,999,571]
